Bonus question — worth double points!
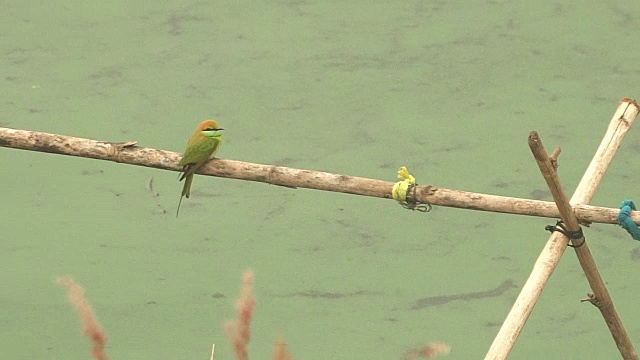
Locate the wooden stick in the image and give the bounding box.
[1,117,640,225]
[209,343,215,360]
[531,132,637,359]
[485,99,640,360]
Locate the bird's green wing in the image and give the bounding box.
[178,138,219,166]
[177,138,221,180]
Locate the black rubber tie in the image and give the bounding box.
[544,220,585,248]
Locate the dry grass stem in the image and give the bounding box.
[57,277,108,360]
[273,337,292,360]
[403,342,451,359]
[225,271,256,360]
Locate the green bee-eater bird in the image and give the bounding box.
[176,120,224,217]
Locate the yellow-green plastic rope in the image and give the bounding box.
[392,166,431,212]
[392,166,415,202]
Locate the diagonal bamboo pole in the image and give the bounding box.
[485,99,640,360]
[530,131,637,359]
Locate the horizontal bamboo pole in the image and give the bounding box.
[0,122,637,225]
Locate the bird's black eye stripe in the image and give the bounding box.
[204,127,224,131]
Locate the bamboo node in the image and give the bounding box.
[106,141,137,163]
[549,147,561,169]
[580,293,601,307]
[267,165,276,184]
[582,293,614,310]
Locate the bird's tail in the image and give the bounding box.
[176,174,194,217]
[182,174,193,198]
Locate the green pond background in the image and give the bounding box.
[3,1,640,359]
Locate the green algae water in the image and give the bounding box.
[3,1,640,359]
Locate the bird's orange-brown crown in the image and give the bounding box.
[197,120,221,131]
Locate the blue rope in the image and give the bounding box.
[617,200,640,241]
